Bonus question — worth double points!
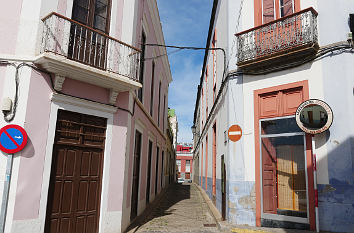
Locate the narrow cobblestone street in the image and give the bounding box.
[126,183,223,233]
[125,183,316,233]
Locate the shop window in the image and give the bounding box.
[260,116,307,218]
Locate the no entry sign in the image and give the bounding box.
[228,125,242,142]
[0,125,28,154]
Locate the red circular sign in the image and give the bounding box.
[0,125,28,154]
[228,125,242,142]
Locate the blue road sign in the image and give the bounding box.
[0,125,28,154]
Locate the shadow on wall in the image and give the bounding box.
[241,62,313,85]
[125,183,191,232]
[16,137,35,158]
[316,135,354,232]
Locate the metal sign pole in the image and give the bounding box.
[0,154,14,233]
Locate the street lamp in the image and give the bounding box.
[191,125,196,135]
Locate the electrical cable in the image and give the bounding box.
[144,48,183,61]
[145,41,354,152]
[144,43,228,147]
[0,61,135,122]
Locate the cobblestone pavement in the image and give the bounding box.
[126,183,224,233]
[125,183,315,233]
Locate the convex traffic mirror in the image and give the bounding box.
[296,99,333,134]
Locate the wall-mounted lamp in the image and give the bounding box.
[191,125,196,135]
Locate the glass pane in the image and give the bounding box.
[76,0,89,9]
[300,105,328,130]
[94,15,106,32]
[261,135,307,218]
[261,117,302,135]
[95,0,108,18]
[72,6,88,24]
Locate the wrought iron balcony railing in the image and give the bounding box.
[236,8,318,66]
[40,12,141,82]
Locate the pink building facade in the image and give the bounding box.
[0,0,172,232]
[176,144,193,180]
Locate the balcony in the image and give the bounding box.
[236,8,318,73]
[35,12,141,102]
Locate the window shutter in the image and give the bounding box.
[280,0,294,17]
[263,0,275,24]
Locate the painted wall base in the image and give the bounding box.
[227,181,256,226]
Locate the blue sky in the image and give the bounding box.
[156,0,213,143]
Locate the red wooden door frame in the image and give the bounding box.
[254,80,315,230]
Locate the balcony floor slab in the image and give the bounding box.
[34,52,142,92]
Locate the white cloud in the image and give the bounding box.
[157,0,213,144]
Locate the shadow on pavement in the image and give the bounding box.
[125,183,191,232]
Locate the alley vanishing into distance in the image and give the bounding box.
[1,0,354,232]
[124,183,315,233]
[126,183,221,233]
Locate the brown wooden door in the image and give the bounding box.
[45,110,106,233]
[261,137,277,214]
[130,130,142,221]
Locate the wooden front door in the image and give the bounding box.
[45,110,106,233]
[261,137,277,214]
[130,130,142,221]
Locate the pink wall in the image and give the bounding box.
[115,0,125,39]
[57,0,67,15]
[0,0,23,54]
[125,0,170,209]
[0,66,7,102]
[61,78,110,104]
[177,156,193,173]
[13,71,52,220]
[107,103,128,211]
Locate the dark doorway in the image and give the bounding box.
[45,109,106,233]
[221,155,226,220]
[161,151,164,188]
[146,140,153,204]
[155,147,159,195]
[130,130,142,221]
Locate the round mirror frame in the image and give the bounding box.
[296,99,333,134]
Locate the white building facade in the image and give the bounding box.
[192,0,354,232]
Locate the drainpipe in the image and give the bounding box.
[312,137,319,232]
[0,154,14,233]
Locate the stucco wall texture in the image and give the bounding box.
[194,0,354,232]
[0,0,172,232]
[315,0,354,232]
